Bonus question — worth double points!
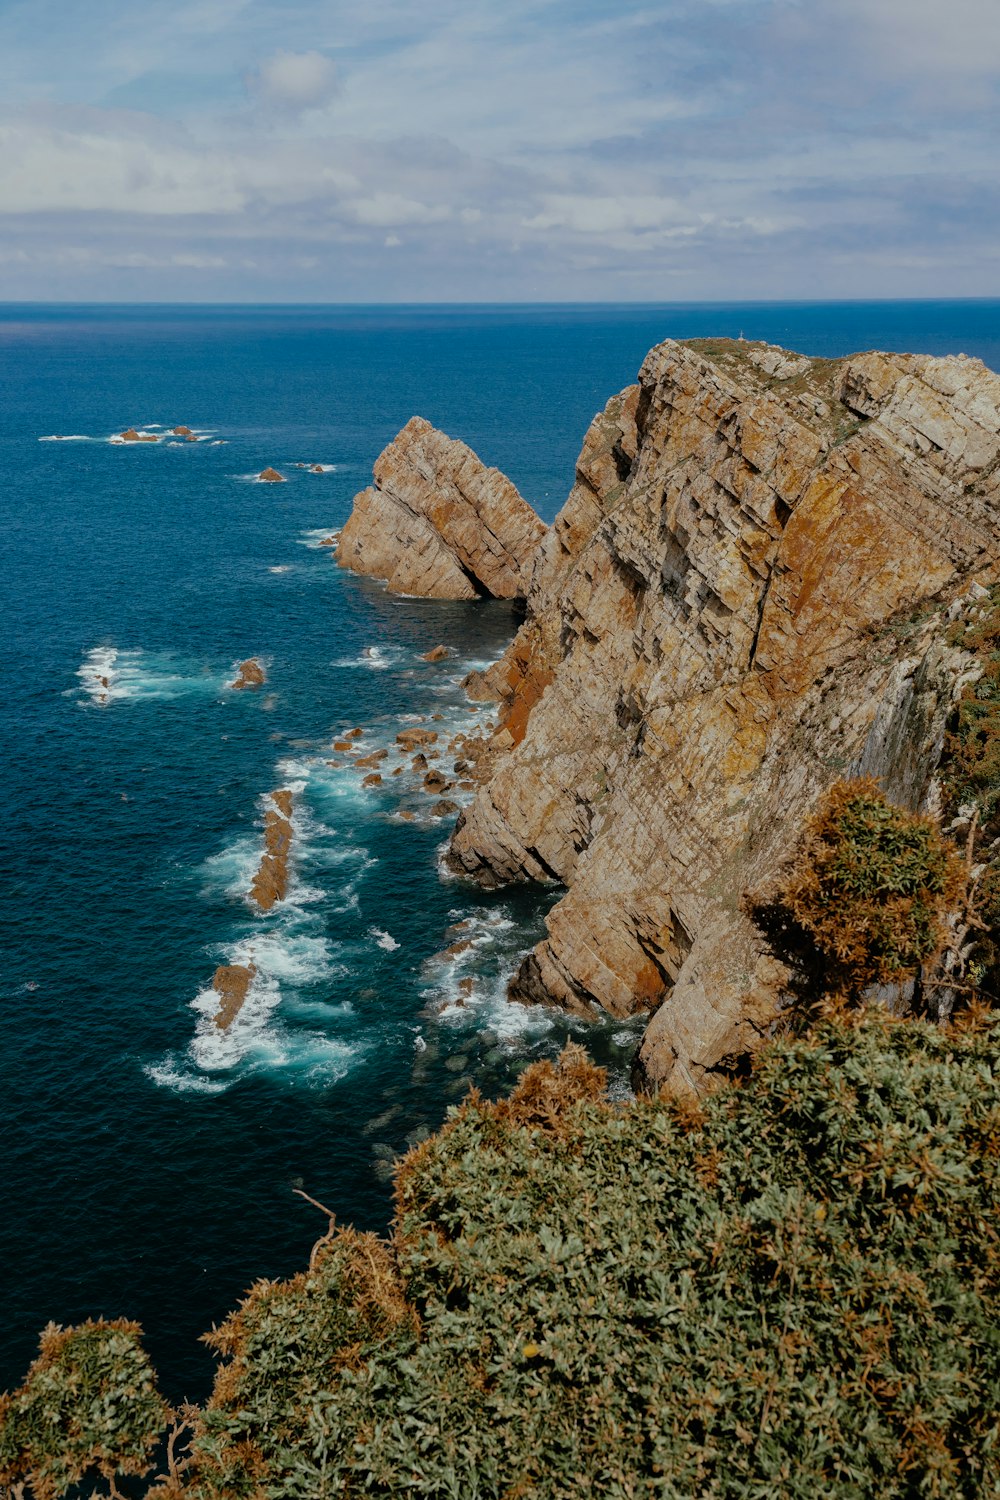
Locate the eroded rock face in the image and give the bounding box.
[336,416,547,599]
[448,338,1000,1093]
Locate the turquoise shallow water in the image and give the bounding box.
[3,301,999,1401]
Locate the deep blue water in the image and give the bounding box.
[4,301,1000,1402]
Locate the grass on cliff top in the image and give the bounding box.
[3,1021,979,1499]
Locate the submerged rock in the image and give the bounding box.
[336,416,547,599]
[448,337,1000,1093]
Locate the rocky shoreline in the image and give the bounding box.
[339,336,1000,1095]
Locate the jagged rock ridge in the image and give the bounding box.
[448,338,1000,1094]
[336,416,547,599]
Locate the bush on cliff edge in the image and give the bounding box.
[5,1020,997,1499]
[752,777,966,1009]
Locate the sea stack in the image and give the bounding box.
[259,467,285,483]
[446,338,1000,1094]
[336,416,547,599]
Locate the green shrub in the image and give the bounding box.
[753,778,964,1004]
[179,1025,1000,1499]
[0,1319,170,1499]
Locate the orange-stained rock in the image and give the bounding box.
[397,727,438,750]
[249,789,293,910]
[230,658,266,691]
[431,799,460,818]
[336,417,547,599]
[448,337,1000,1095]
[362,773,383,787]
[172,425,193,436]
[213,963,256,1030]
[120,428,158,443]
[332,740,353,752]
[423,770,451,793]
[259,467,285,483]
[318,535,338,547]
[421,644,449,662]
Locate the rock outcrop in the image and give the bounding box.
[213,963,256,1029]
[336,417,547,599]
[250,789,294,910]
[448,338,1000,1094]
[120,428,158,443]
[230,659,266,691]
[259,467,285,483]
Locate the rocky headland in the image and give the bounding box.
[442,337,1000,1094]
[336,416,547,598]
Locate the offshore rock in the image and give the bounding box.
[336,416,547,599]
[120,427,158,443]
[259,467,285,483]
[448,338,1000,1093]
[213,963,256,1030]
[230,659,266,691]
[249,789,294,911]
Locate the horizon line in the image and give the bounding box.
[1,296,999,310]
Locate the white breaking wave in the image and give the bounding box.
[370,927,400,952]
[77,646,231,706]
[297,528,340,549]
[332,644,401,671]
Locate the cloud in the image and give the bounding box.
[246,49,338,112]
[0,0,997,298]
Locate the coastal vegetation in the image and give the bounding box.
[751,778,966,1011]
[3,1015,999,1498]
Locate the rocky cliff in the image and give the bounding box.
[448,338,1000,1093]
[336,416,547,599]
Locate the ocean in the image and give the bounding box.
[3,300,999,1401]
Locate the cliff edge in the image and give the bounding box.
[448,338,1000,1093]
[336,416,547,599]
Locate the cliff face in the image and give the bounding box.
[336,416,547,599]
[448,338,1000,1093]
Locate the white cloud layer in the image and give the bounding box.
[0,0,995,298]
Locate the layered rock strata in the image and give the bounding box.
[448,338,1000,1094]
[336,416,547,599]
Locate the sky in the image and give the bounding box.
[0,0,997,301]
